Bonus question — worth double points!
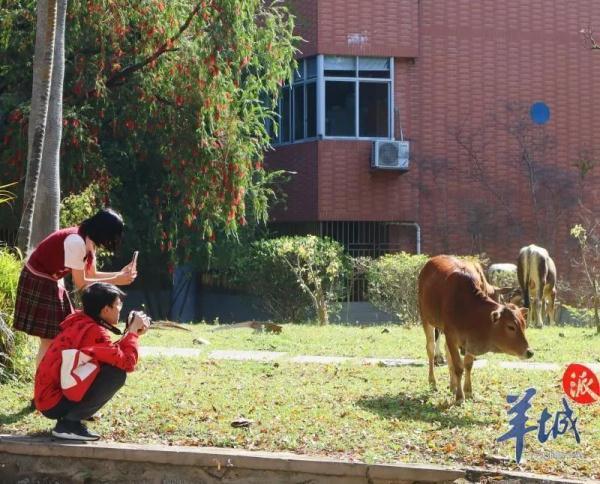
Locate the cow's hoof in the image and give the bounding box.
[434,356,446,366]
[464,391,473,400]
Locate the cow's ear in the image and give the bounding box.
[490,308,502,324]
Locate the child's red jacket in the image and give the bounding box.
[34,311,139,412]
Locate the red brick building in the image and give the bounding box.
[266,0,600,285]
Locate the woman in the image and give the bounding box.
[13,208,137,367]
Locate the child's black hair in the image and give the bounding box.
[81,282,125,323]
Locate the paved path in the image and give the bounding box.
[140,346,600,372]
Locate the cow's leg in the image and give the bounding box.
[424,323,437,389]
[434,329,445,365]
[529,296,536,327]
[445,341,457,393]
[532,296,543,328]
[463,353,474,399]
[535,261,546,328]
[544,285,556,325]
[528,279,540,327]
[445,335,464,403]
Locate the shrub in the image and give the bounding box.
[234,236,349,324]
[60,182,116,266]
[570,222,600,333]
[59,182,104,229]
[366,252,429,325]
[366,253,489,325]
[0,246,28,382]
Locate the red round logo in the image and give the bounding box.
[562,363,600,405]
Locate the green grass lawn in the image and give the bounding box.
[142,323,600,364]
[2,324,599,480]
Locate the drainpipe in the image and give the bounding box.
[389,222,421,254]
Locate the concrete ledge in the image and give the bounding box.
[1,435,597,483]
[0,434,463,483]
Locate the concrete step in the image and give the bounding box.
[1,434,596,484]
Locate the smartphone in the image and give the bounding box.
[132,251,139,267]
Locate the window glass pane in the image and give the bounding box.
[324,56,356,77]
[359,57,390,78]
[280,87,291,142]
[306,57,317,79]
[306,82,316,138]
[325,81,356,136]
[359,82,389,137]
[294,85,305,140]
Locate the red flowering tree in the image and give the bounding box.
[1,0,297,270]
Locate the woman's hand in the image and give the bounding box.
[114,264,137,285]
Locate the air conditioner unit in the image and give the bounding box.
[371,140,410,170]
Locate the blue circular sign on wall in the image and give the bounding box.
[530,102,550,125]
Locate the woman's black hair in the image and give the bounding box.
[79,208,124,251]
[81,283,126,334]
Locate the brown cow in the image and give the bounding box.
[419,255,532,403]
[517,244,557,328]
[433,259,516,365]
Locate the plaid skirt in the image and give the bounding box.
[12,267,74,339]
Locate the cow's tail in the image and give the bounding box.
[537,257,548,303]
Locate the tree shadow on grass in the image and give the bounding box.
[0,404,35,425]
[357,391,495,428]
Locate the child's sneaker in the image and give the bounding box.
[51,419,100,441]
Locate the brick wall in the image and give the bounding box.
[317,0,419,58]
[317,141,418,221]
[411,0,600,281]
[273,0,600,283]
[267,142,319,222]
[289,0,318,58]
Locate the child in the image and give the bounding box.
[35,282,149,441]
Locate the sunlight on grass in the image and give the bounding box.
[2,324,599,480]
[141,323,600,364]
[1,357,599,479]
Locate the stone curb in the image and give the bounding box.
[1,435,597,483]
[0,435,462,482]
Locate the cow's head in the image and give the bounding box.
[490,304,533,359]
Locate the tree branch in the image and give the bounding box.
[580,26,600,50]
[86,2,202,97]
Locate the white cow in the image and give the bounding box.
[517,245,557,328]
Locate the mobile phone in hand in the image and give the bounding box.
[132,251,139,268]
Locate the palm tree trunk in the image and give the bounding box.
[17,0,59,255]
[31,0,67,247]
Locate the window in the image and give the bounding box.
[324,56,391,138]
[272,55,393,144]
[271,58,317,144]
[325,81,355,136]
